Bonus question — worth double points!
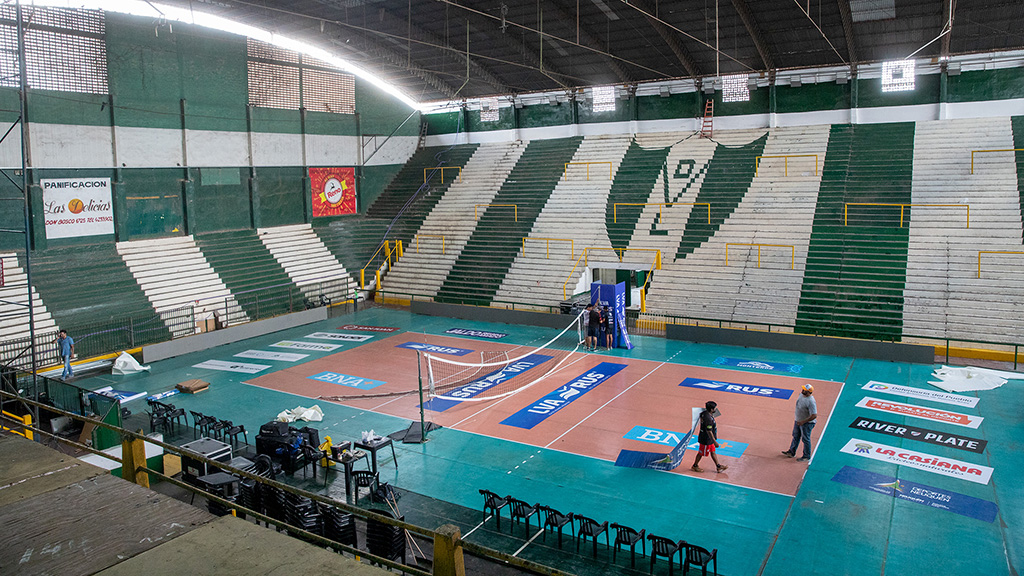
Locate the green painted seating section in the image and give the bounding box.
[674,134,768,259]
[364,144,479,241]
[313,216,392,287]
[796,123,915,341]
[194,229,296,319]
[1012,116,1024,243]
[28,243,168,353]
[605,140,672,252]
[435,137,583,306]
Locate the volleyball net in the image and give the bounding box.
[424,312,585,403]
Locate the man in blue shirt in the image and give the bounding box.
[55,330,75,380]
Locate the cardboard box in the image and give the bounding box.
[176,379,210,394]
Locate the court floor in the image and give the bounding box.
[82,305,1022,576]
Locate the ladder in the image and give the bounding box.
[700,100,714,139]
[417,120,429,150]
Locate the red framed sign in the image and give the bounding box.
[309,167,356,217]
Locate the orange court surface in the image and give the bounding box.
[247,331,839,496]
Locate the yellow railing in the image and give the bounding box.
[754,154,818,177]
[563,161,613,180]
[977,251,1024,278]
[562,247,662,312]
[613,202,711,225]
[844,203,970,228]
[970,149,1024,174]
[522,237,574,259]
[1,409,33,440]
[424,166,462,183]
[359,239,401,290]
[475,204,518,221]
[415,234,445,255]
[725,243,795,269]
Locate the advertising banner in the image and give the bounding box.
[235,350,308,362]
[840,438,993,485]
[848,417,987,454]
[501,362,626,429]
[855,397,983,429]
[42,177,114,239]
[590,282,633,349]
[270,340,342,352]
[861,381,979,408]
[713,357,803,373]
[445,328,508,339]
[679,377,793,399]
[310,167,356,217]
[192,359,271,374]
[306,332,374,342]
[623,425,748,458]
[831,466,997,522]
[338,324,399,333]
[396,342,474,356]
[308,372,385,390]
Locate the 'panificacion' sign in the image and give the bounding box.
[42,178,114,239]
[849,417,987,454]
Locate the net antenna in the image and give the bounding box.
[424,311,584,403]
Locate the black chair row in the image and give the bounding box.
[148,400,185,434]
[480,489,717,575]
[189,410,248,445]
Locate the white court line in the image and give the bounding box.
[462,517,490,538]
[513,527,545,556]
[544,361,667,448]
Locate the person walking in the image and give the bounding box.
[782,384,817,462]
[55,329,75,380]
[692,400,728,473]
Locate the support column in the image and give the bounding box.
[432,524,466,576]
[121,432,150,488]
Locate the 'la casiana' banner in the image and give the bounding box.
[309,167,356,217]
[42,178,114,239]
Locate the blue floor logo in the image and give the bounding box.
[712,357,803,373]
[623,425,748,458]
[831,465,997,523]
[424,354,553,412]
[501,362,627,429]
[396,342,474,356]
[679,377,793,399]
[308,372,386,390]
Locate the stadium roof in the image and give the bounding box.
[154,0,1024,103]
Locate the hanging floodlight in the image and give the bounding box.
[882,60,915,92]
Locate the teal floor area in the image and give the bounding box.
[80,306,1021,576]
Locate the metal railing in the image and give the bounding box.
[562,248,662,311]
[563,161,612,180]
[977,250,1024,278]
[613,202,711,225]
[360,240,402,290]
[475,204,518,222]
[970,148,1024,174]
[754,154,818,177]
[423,166,461,183]
[844,203,970,228]
[725,243,795,269]
[415,234,446,255]
[522,237,575,259]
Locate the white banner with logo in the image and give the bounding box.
[270,340,341,352]
[192,359,271,374]
[855,397,983,429]
[306,332,374,342]
[235,350,308,362]
[862,381,979,408]
[840,438,993,485]
[41,177,114,239]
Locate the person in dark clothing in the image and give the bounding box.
[692,401,728,473]
[587,303,602,351]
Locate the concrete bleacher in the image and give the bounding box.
[434,137,583,305]
[383,140,526,298]
[903,117,1024,344]
[194,229,296,320]
[117,236,247,336]
[0,253,58,357]
[493,135,632,309]
[646,126,830,326]
[256,224,358,303]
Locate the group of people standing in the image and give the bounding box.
[582,302,615,351]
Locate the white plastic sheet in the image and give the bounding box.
[111,351,150,374]
[275,404,325,423]
[929,365,1024,393]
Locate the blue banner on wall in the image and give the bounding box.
[423,353,553,412]
[445,328,508,340]
[679,377,793,399]
[623,425,748,458]
[308,372,386,390]
[831,465,998,523]
[501,362,627,429]
[712,357,803,373]
[396,342,474,356]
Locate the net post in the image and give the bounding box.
[417,350,427,442]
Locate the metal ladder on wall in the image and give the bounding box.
[417,120,429,150]
[700,100,714,139]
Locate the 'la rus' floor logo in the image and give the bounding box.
[678,377,793,399]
